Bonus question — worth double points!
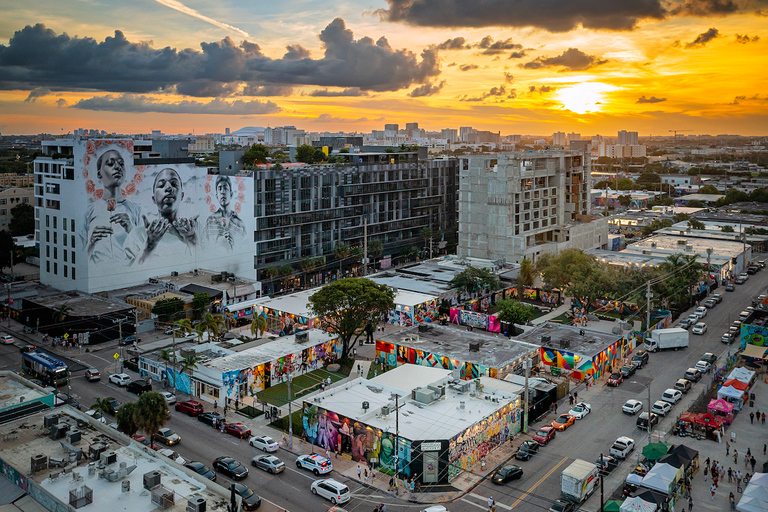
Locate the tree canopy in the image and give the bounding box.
[134,391,169,449]
[519,258,535,287]
[450,267,500,297]
[295,144,327,164]
[242,144,270,165]
[309,278,395,360]
[495,299,536,326]
[9,203,34,236]
[192,293,210,319]
[698,185,719,194]
[151,298,185,324]
[116,402,139,437]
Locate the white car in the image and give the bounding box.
[420,507,448,512]
[568,402,591,419]
[296,454,333,475]
[609,436,635,459]
[249,435,279,452]
[694,306,707,319]
[310,478,350,505]
[695,360,712,373]
[0,334,14,344]
[687,314,699,325]
[739,272,749,281]
[622,399,643,415]
[692,322,707,335]
[109,373,131,386]
[661,388,683,404]
[651,400,672,416]
[85,410,107,423]
[157,448,187,465]
[160,392,177,405]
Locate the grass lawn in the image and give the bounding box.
[256,368,346,407]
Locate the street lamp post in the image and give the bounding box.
[632,380,653,447]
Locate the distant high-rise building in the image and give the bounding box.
[405,123,419,130]
[508,135,522,143]
[384,124,399,132]
[460,126,475,142]
[441,128,458,142]
[617,130,639,145]
[552,132,566,146]
[151,130,162,138]
[225,127,231,135]
[567,133,581,143]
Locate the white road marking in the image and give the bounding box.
[468,492,512,510]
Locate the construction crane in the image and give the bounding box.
[669,130,692,138]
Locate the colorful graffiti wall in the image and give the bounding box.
[741,323,768,348]
[302,403,412,477]
[376,341,499,380]
[540,337,628,381]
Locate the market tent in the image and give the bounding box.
[679,412,697,424]
[708,398,735,413]
[743,484,768,502]
[658,453,686,469]
[741,344,768,359]
[723,379,749,391]
[640,462,681,493]
[668,444,698,463]
[749,473,768,487]
[604,499,624,512]
[642,442,671,461]
[694,412,723,428]
[718,383,747,409]
[728,367,755,385]
[620,496,656,512]
[737,495,768,512]
[626,473,644,486]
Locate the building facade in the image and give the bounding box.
[0,187,33,231]
[458,151,607,263]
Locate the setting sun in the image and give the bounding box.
[556,82,617,114]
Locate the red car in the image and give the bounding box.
[224,423,252,439]
[607,373,623,387]
[533,426,557,445]
[175,400,204,416]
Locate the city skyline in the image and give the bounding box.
[1,0,767,135]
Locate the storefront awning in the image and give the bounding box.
[741,344,768,359]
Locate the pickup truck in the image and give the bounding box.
[609,436,635,460]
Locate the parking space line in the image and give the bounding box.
[509,456,568,509]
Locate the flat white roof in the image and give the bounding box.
[204,329,336,372]
[370,365,453,391]
[394,289,437,307]
[309,364,519,441]
[257,289,316,318]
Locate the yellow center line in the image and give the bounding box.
[509,456,569,509]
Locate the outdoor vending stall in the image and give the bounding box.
[718,379,749,410]
[707,398,735,424]
[693,413,724,441]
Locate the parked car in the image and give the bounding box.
[296,454,333,475]
[631,350,649,369]
[620,364,636,378]
[711,292,723,303]
[552,414,575,431]
[491,465,523,484]
[224,423,252,439]
[212,456,249,480]
[687,314,700,325]
[108,373,131,386]
[661,388,683,404]
[596,454,619,474]
[185,461,216,481]
[651,400,672,416]
[607,373,623,386]
[85,410,107,423]
[726,283,735,291]
[752,294,767,306]
[85,368,101,382]
[158,448,186,465]
[568,402,591,419]
[692,322,707,335]
[515,440,540,461]
[609,436,635,459]
[722,332,735,344]
[251,454,285,474]
[249,435,279,452]
[674,379,692,394]
[701,352,717,364]
[684,368,703,382]
[119,335,138,346]
[534,426,557,445]
[160,392,176,405]
[104,397,121,414]
[176,400,205,416]
[153,427,181,446]
[739,272,749,281]
[54,393,81,409]
[0,333,15,344]
[747,266,758,275]
[549,499,576,512]
[695,360,712,373]
[694,306,708,318]
[126,379,152,395]
[622,399,643,415]
[735,277,746,285]
[310,478,350,505]
[231,483,262,511]
[197,412,223,425]
[132,434,152,447]
[637,412,659,431]
[703,298,716,309]
[678,318,692,330]
[739,310,752,321]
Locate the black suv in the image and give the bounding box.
[126,379,152,395]
[620,364,637,378]
[631,350,649,369]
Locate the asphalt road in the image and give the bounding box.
[1,271,765,512]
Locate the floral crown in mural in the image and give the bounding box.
[82,140,143,200]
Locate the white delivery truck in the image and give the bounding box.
[561,459,600,504]
[645,327,689,353]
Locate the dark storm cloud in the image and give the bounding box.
[529,85,553,93]
[56,98,67,107]
[508,50,528,59]
[378,0,666,32]
[476,36,523,55]
[24,86,50,102]
[70,94,280,114]
[503,72,514,83]
[670,0,739,16]
[459,64,479,71]
[735,34,759,44]
[241,84,295,96]
[0,20,439,96]
[460,84,515,101]
[637,95,667,103]
[435,37,469,50]
[520,48,607,71]
[308,87,369,96]
[685,27,720,48]
[408,80,446,97]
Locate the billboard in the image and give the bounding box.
[77,140,253,288]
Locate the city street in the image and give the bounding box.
[1,271,766,512]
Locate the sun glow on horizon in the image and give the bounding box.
[556,82,618,115]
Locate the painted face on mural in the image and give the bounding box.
[152,168,184,219]
[215,176,233,209]
[97,150,126,190]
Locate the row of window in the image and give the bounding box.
[0,197,29,205]
[45,260,76,280]
[45,215,76,232]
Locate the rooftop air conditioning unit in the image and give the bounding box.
[295,331,309,343]
[540,335,551,343]
[187,496,207,512]
[143,471,161,490]
[381,405,391,416]
[469,342,480,352]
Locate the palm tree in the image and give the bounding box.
[175,318,193,337]
[368,239,384,268]
[53,305,73,325]
[250,314,267,339]
[134,391,169,450]
[179,354,203,382]
[201,312,227,342]
[157,348,175,387]
[116,402,139,437]
[91,397,115,416]
[334,243,350,278]
[194,323,206,343]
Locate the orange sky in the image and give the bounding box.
[1,1,766,135]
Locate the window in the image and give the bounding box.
[53,262,57,275]
[63,250,67,262]
[63,266,68,278]
[71,267,76,280]
[63,218,67,231]
[53,217,57,229]
[72,251,75,264]
[46,231,50,242]
[71,219,75,232]
[46,261,50,273]
[0,210,5,216]
[0,199,5,205]
[46,246,50,258]
[71,235,75,248]
[63,235,67,247]
[53,247,57,259]
[46,215,50,228]
[53,232,57,244]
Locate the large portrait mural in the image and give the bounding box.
[77,140,254,288]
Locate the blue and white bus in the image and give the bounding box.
[21,351,69,387]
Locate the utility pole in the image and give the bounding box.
[429,238,433,259]
[118,319,123,372]
[646,281,652,335]
[523,358,530,433]
[363,219,368,276]
[600,452,605,512]
[395,394,400,492]
[171,321,177,391]
[287,366,293,449]
[647,383,652,446]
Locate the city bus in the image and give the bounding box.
[21,351,70,387]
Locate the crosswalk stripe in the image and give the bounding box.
[467,492,512,510]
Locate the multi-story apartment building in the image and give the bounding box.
[458,150,608,263]
[552,132,567,146]
[251,151,458,278]
[0,174,34,187]
[0,187,33,231]
[617,130,639,145]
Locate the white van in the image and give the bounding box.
[310,478,350,505]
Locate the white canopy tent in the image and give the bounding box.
[620,496,656,512]
[728,367,755,385]
[718,383,747,410]
[737,495,768,512]
[738,473,768,512]
[639,463,681,494]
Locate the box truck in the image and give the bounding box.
[645,327,689,353]
[561,459,600,504]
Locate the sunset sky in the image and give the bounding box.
[1,0,766,136]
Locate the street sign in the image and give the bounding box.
[113,353,120,360]
[551,367,562,377]
[63,333,69,339]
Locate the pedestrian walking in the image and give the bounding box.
[704,466,708,481]
[706,457,710,469]
[488,496,496,512]
[711,483,717,500]
[364,468,368,484]
[730,492,736,511]
[726,441,730,455]
[750,412,755,424]
[745,455,749,469]
[747,447,751,458]
[728,467,733,483]
[388,476,394,491]
[357,464,361,479]
[574,392,578,401]
[734,450,738,464]
[762,412,766,424]
[481,458,487,471]
[751,457,756,472]
[688,496,693,512]
[736,470,742,483]
[213,400,218,412]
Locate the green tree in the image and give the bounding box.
[519,258,536,287]
[495,299,536,327]
[641,218,673,236]
[652,254,701,312]
[368,239,384,263]
[179,353,203,383]
[636,173,660,186]
[0,230,15,269]
[687,219,705,230]
[593,180,611,189]
[334,243,350,277]
[540,249,612,313]
[134,391,169,449]
[309,278,395,360]
[699,185,719,194]
[52,304,73,324]
[685,200,706,208]
[721,225,735,232]
[158,348,175,385]
[116,402,139,437]
[450,267,500,298]
[673,213,690,223]
[617,195,631,207]
[242,144,270,165]
[91,397,116,416]
[152,298,185,324]
[250,315,266,339]
[9,203,34,236]
[192,293,210,320]
[615,178,634,191]
[296,144,318,163]
[200,312,226,342]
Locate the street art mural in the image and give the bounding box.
[541,337,627,381]
[414,299,439,324]
[741,323,768,347]
[376,341,497,380]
